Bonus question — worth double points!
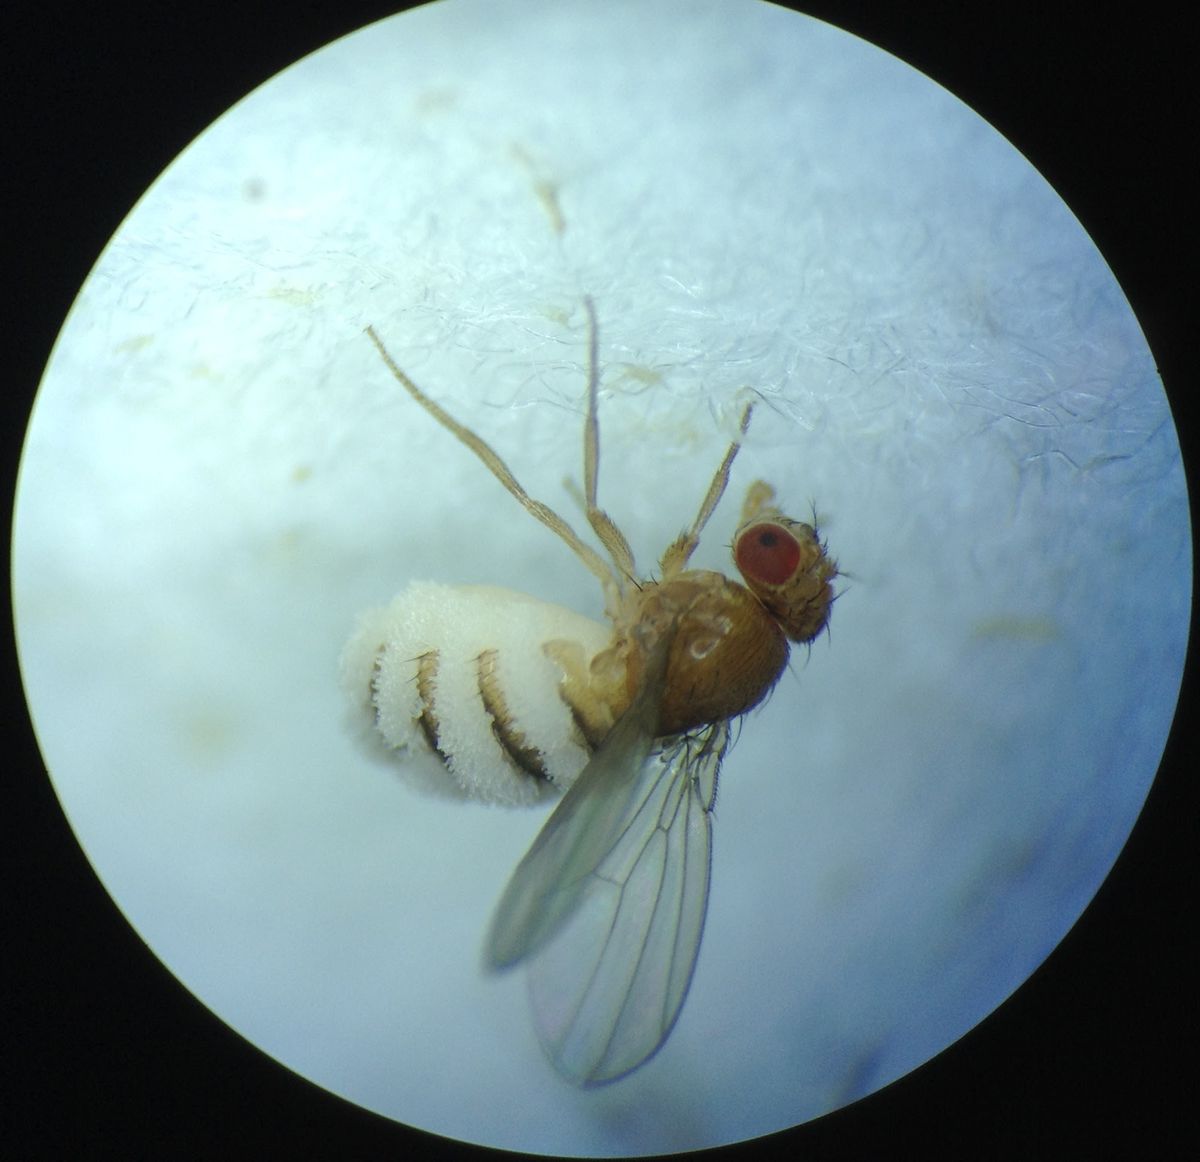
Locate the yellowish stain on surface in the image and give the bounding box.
[970,616,1061,642]
[181,705,242,765]
[115,334,154,355]
[265,285,317,307]
[509,143,567,235]
[413,86,459,115]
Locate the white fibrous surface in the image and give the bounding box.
[12,0,1187,1156]
[341,582,611,804]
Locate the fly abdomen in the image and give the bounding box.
[477,649,552,782]
[414,650,447,764]
[341,580,614,805]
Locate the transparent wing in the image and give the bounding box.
[484,658,667,973]
[484,629,730,1084]
[526,724,727,1084]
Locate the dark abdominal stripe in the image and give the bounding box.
[389,644,593,786]
[414,650,450,765]
[475,649,552,782]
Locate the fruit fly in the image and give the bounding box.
[343,298,838,1085]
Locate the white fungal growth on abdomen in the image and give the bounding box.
[340,581,613,805]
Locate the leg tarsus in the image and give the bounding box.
[660,398,755,579]
[579,297,638,581]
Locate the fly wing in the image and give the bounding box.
[484,627,676,971]
[524,723,727,1084]
[483,622,729,1084]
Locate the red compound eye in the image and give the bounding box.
[735,522,802,585]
